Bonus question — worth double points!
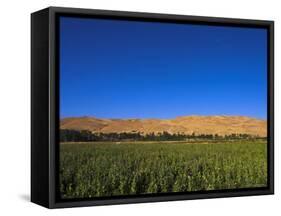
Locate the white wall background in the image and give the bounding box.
[0,0,279,214]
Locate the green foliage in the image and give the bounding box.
[60,140,267,199]
[60,129,262,142]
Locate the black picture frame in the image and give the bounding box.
[31,6,274,209]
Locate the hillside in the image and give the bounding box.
[60,115,267,137]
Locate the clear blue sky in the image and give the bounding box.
[59,16,267,120]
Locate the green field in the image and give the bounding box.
[59,140,267,199]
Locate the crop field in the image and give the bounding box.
[59,140,267,199]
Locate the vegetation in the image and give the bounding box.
[60,140,267,199]
[60,129,263,142]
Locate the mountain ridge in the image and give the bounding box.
[60,115,267,137]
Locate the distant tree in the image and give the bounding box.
[59,129,256,142]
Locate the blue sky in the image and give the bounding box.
[60,16,267,120]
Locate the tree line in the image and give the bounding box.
[60,129,264,142]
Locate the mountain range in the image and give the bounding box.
[60,115,267,137]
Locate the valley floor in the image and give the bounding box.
[59,139,267,199]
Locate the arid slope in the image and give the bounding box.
[60,115,266,137]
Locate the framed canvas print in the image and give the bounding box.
[31,7,274,208]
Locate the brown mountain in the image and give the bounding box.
[60,115,267,137]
